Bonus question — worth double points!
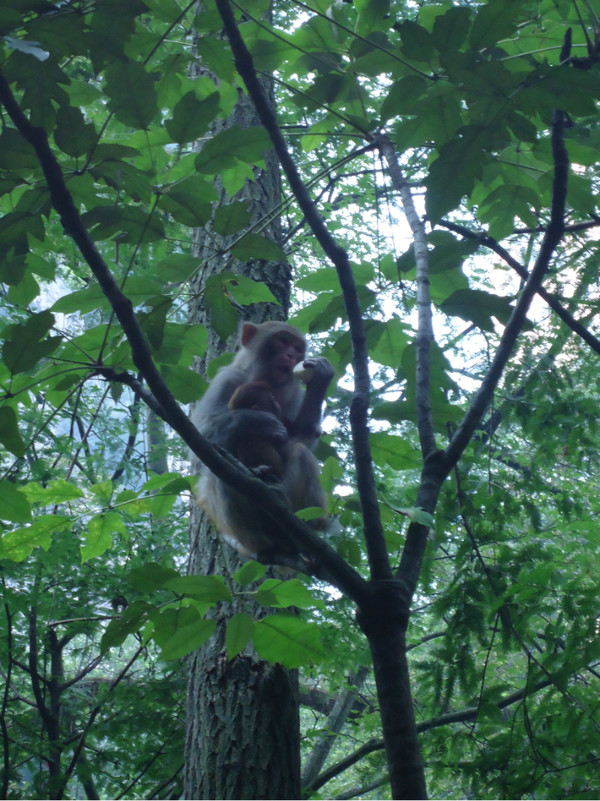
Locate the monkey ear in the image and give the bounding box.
[241,323,258,347]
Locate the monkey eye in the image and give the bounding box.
[276,333,305,357]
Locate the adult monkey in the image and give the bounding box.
[193,321,334,558]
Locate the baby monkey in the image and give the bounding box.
[227,380,285,480]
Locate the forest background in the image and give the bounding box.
[1,0,600,798]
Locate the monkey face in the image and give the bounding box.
[266,332,306,385]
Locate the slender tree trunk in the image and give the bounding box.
[146,408,168,475]
[184,35,300,798]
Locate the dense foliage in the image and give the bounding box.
[1,0,600,797]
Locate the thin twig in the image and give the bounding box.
[438,218,600,357]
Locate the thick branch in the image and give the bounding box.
[213,0,391,581]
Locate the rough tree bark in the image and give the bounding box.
[183,38,301,800]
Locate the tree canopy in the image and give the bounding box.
[1,0,600,798]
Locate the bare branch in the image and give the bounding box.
[302,666,369,788]
[376,134,437,458]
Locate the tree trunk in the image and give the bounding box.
[185,656,299,799]
[185,506,300,797]
[183,37,300,799]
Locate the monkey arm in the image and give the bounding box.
[290,356,334,445]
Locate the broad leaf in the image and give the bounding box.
[253,614,326,668]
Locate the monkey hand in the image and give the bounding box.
[300,357,334,389]
[252,464,281,482]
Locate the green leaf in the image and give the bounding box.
[369,318,410,367]
[165,575,233,603]
[253,614,326,668]
[0,514,71,561]
[355,0,390,36]
[116,490,178,519]
[161,365,207,403]
[105,60,158,129]
[213,201,251,236]
[226,273,279,306]
[159,176,216,227]
[477,184,539,239]
[226,612,255,659]
[195,36,236,82]
[153,254,200,282]
[2,310,61,374]
[90,159,153,203]
[221,161,255,197]
[204,275,239,340]
[128,562,180,592]
[233,560,267,585]
[165,90,220,144]
[0,481,32,523]
[21,479,84,504]
[432,6,472,53]
[0,128,38,170]
[8,269,40,307]
[140,297,171,349]
[100,600,153,653]
[469,0,522,50]
[195,125,271,174]
[254,579,317,609]
[440,288,514,331]
[153,606,216,660]
[295,506,325,522]
[398,20,435,63]
[404,507,435,527]
[231,233,287,262]
[0,210,44,245]
[426,127,491,223]
[381,75,429,121]
[52,277,162,314]
[54,105,97,158]
[140,472,193,494]
[82,512,126,561]
[0,406,26,457]
[370,432,421,470]
[295,267,340,293]
[89,480,114,504]
[81,205,165,243]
